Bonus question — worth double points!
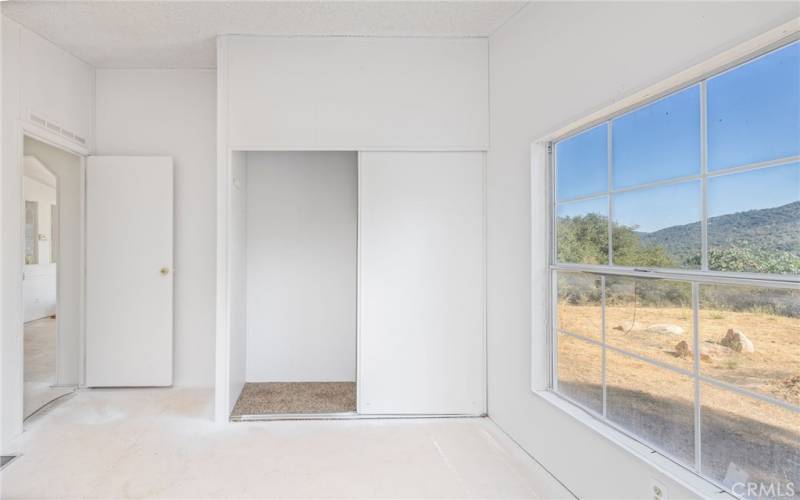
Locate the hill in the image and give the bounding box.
[640,201,800,266]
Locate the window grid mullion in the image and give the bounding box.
[700,81,709,272]
[601,276,607,417]
[554,153,798,206]
[607,122,614,267]
[692,282,702,473]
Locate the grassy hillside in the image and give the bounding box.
[640,201,800,267]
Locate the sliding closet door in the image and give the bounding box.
[358,152,485,415]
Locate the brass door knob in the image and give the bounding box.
[160,267,170,276]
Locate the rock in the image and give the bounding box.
[720,329,754,353]
[674,341,735,361]
[700,342,735,362]
[675,340,691,358]
[613,320,640,332]
[646,323,684,336]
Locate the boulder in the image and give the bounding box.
[675,340,691,358]
[646,323,684,336]
[700,342,734,362]
[720,329,754,353]
[674,341,735,361]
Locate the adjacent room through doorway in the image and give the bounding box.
[22,136,83,420]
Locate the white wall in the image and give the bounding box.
[22,170,56,322]
[3,16,94,444]
[224,36,488,150]
[24,136,84,387]
[487,2,800,499]
[20,24,94,149]
[246,152,357,383]
[94,69,217,387]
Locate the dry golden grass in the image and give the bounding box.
[557,304,800,486]
[558,303,800,407]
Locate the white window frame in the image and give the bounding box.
[531,19,800,498]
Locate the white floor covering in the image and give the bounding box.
[23,318,74,419]
[1,388,573,499]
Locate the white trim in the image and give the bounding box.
[691,283,702,472]
[531,141,551,392]
[214,36,232,422]
[20,122,90,159]
[551,262,800,287]
[228,145,489,153]
[232,413,484,422]
[14,125,88,437]
[356,151,364,413]
[482,151,489,413]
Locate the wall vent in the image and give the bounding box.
[30,114,47,127]
[28,111,86,147]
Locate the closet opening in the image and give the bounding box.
[232,151,358,418]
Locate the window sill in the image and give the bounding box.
[532,390,735,500]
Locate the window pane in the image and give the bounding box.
[612,85,701,189]
[701,383,799,496]
[699,284,800,407]
[556,271,602,342]
[708,163,800,275]
[612,182,701,269]
[557,197,608,265]
[606,350,695,466]
[557,333,603,414]
[708,41,800,171]
[605,277,694,371]
[556,124,608,201]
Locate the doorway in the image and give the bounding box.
[22,136,83,420]
[231,151,358,418]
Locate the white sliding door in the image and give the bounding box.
[358,152,485,415]
[86,156,174,387]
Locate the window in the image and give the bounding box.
[25,200,39,265]
[550,40,799,497]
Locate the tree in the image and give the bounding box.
[557,214,673,268]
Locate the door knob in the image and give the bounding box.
[160,267,170,276]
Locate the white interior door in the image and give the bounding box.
[85,156,173,387]
[358,152,486,415]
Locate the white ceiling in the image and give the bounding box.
[2,1,527,69]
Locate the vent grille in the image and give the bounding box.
[30,114,47,127]
[28,111,86,147]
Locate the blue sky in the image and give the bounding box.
[556,40,799,233]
